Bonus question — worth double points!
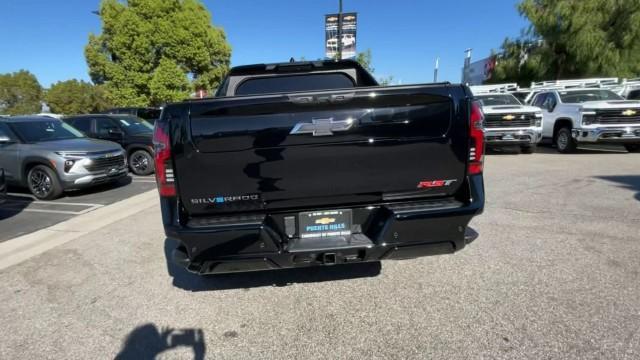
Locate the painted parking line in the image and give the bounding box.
[3,193,104,215]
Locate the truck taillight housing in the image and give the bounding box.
[468,101,485,175]
[153,122,176,197]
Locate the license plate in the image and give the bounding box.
[298,209,352,239]
[502,134,515,140]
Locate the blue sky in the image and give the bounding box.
[0,0,528,87]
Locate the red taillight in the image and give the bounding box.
[153,123,176,197]
[468,101,484,175]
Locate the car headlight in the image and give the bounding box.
[534,113,542,127]
[581,112,597,125]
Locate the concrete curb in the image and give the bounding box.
[0,190,158,271]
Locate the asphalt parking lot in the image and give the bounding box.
[0,147,639,359]
[0,174,156,242]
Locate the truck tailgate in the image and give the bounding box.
[174,85,469,215]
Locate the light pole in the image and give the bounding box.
[337,0,343,60]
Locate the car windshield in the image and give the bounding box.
[113,116,153,135]
[559,90,623,103]
[10,120,85,142]
[476,94,522,106]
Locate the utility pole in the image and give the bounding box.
[337,0,343,60]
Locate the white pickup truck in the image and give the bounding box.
[471,84,543,154]
[530,87,640,153]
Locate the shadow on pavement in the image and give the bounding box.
[595,175,640,202]
[0,195,33,220]
[115,323,205,360]
[535,144,627,155]
[486,146,524,155]
[164,238,382,291]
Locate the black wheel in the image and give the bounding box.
[129,150,154,176]
[555,127,576,153]
[27,165,63,200]
[624,144,640,153]
[521,145,536,154]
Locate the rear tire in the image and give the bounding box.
[129,150,154,176]
[521,145,536,154]
[625,144,640,153]
[27,165,63,200]
[555,127,576,153]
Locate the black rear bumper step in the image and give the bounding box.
[164,175,484,275]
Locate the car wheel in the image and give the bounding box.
[521,145,536,154]
[129,150,154,176]
[624,144,640,153]
[555,127,576,153]
[27,165,63,200]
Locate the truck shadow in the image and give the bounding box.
[115,323,205,360]
[595,175,640,202]
[164,238,382,291]
[535,144,628,155]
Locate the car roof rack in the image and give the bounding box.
[529,78,619,90]
[469,83,519,95]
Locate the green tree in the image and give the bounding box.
[0,70,43,115]
[491,0,640,83]
[45,79,111,115]
[356,49,374,73]
[85,0,231,107]
[355,49,394,84]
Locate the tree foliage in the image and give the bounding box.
[45,79,111,115]
[0,70,43,115]
[356,49,374,74]
[490,0,640,84]
[85,0,231,107]
[355,49,393,85]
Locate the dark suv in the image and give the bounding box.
[65,114,155,176]
[102,107,161,123]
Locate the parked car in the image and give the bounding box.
[156,59,485,275]
[471,86,543,154]
[0,168,6,204]
[0,116,127,200]
[64,114,155,176]
[530,87,640,153]
[102,107,162,123]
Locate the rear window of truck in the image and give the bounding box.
[235,73,355,96]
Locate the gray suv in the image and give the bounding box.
[0,116,128,200]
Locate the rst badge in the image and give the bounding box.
[417,179,457,189]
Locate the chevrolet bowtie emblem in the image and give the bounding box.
[622,109,637,116]
[502,114,515,120]
[315,217,336,225]
[290,117,354,136]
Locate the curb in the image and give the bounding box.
[0,190,158,271]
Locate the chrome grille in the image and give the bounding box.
[593,109,640,124]
[86,155,125,172]
[484,113,537,128]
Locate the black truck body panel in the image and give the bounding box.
[158,60,484,275]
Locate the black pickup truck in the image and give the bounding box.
[154,60,485,275]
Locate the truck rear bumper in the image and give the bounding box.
[485,128,542,146]
[165,175,484,275]
[573,126,640,143]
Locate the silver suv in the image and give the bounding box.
[0,116,128,200]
